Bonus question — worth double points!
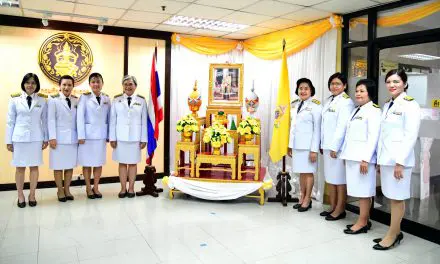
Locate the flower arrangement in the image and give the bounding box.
[176,114,199,133]
[237,116,260,135]
[203,121,232,148]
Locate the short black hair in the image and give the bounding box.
[295,78,315,96]
[328,72,348,93]
[385,69,408,91]
[59,75,75,86]
[355,79,376,102]
[21,73,41,93]
[89,72,104,83]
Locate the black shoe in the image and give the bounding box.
[66,195,74,201]
[127,192,135,198]
[293,203,301,209]
[92,189,102,199]
[347,221,372,230]
[298,201,312,212]
[325,211,347,221]
[373,233,404,250]
[320,210,333,217]
[28,200,37,207]
[344,225,369,235]
[373,232,403,244]
[58,196,67,202]
[118,191,127,198]
[17,199,26,208]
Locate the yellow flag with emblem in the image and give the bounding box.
[269,49,291,163]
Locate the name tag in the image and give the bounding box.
[354,116,363,120]
[35,104,42,108]
[392,111,402,116]
[328,108,336,112]
[133,102,141,106]
[305,107,312,111]
[103,102,108,105]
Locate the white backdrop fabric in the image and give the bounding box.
[169,29,337,201]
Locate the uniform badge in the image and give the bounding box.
[35,104,42,108]
[305,107,312,111]
[392,111,402,115]
[328,108,336,112]
[133,102,141,106]
[354,116,363,120]
[274,105,287,128]
[103,102,108,105]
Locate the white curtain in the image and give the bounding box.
[170,29,337,201]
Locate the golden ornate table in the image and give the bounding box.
[238,144,260,181]
[196,152,237,180]
[175,141,198,177]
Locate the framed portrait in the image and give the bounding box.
[208,63,243,106]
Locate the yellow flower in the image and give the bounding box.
[227,137,232,143]
[184,125,191,132]
[203,135,210,143]
[212,141,221,148]
[191,125,199,132]
[253,126,260,134]
[245,126,251,134]
[176,125,183,132]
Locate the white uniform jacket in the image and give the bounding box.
[321,92,354,152]
[5,91,48,144]
[77,92,111,140]
[288,97,322,153]
[48,93,79,144]
[377,92,421,167]
[109,93,147,143]
[339,101,381,163]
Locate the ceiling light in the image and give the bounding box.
[399,53,440,61]
[0,0,19,8]
[42,18,49,27]
[164,15,248,32]
[97,24,104,32]
[97,18,107,32]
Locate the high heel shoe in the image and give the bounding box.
[57,192,67,202]
[66,195,74,201]
[127,192,136,198]
[298,201,312,212]
[373,232,403,244]
[347,220,372,230]
[17,199,26,208]
[118,190,127,198]
[320,210,333,217]
[92,189,102,199]
[86,188,95,199]
[293,203,301,209]
[325,211,346,221]
[344,225,369,235]
[28,196,37,207]
[373,232,404,250]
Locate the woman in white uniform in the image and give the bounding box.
[77,73,110,199]
[288,78,322,212]
[5,73,48,208]
[110,75,147,198]
[320,73,354,221]
[48,75,79,202]
[374,69,421,250]
[340,79,381,235]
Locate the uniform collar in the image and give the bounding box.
[92,91,102,97]
[359,100,373,109]
[392,92,406,104]
[123,93,136,99]
[21,91,36,99]
[59,92,72,100]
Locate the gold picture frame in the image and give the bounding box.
[208,63,243,106]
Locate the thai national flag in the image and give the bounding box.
[146,45,163,164]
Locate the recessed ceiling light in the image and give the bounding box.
[164,15,248,32]
[399,53,440,61]
[0,0,19,8]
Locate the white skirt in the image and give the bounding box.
[78,139,107,167]
[292,149,317,173]
[323,150,346,185]
[50,144,78,170]
[112,141,141,164]
[380,165,412,200]
[345,160,376,198]
[11,141,43,167]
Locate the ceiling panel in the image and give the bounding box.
[154,24,195,33]
[282,7,331,22]
[256,18,303,29]
[76,0,137,9]
[131,0,190,14]
[222,32,252,40]
[74,4,125,19]
[235,26,275,35]
[71,17,117,25]
[121,10,171,24]
[0,6,22,16]
[195,0,259,10]
[114,20,158,30]
[278,0,332,6]
[241,0,303,17]
[21,0,74,13]
[177,4,234,20]
[220,11,273,25]
[314,0,378,14]
[23,10,72,22]
[190,29,227,37]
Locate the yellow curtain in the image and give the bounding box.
[171,33,238,55]
[352,0,440,27]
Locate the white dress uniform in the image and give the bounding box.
[339,101,381,197]
[109,93,147,164]
[321,92,355,185]
[5,91,48,167]
[289,97,322,173]
[377,92,421,200]
[48,93,79,170]
[77,92,111,167]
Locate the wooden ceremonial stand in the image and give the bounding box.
[267,156,298,206]
[136,161,163,198]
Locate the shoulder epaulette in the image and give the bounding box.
[51,93,60,98]
[373,103,380,108]
[71,95,78,99]
[11,92,21,98]
[83,92,91,95]
[312,99,321,105]
[137,94,145,99]
[292,99,300,104]
[404,96,414,101]
[114,93,123,98]
[342,93,350,99]
[37,93,48,98]
[101,92,109,97]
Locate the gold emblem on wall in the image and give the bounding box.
[38,32,93,85]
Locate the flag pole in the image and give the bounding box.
[268,38,299,206]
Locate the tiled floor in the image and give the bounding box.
[0,182,439,264]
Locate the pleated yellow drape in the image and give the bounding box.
[171,34,239,55]
[352,0,440,27]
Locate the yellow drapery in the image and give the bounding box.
[351,0,440,27]
[172,15,342,60]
